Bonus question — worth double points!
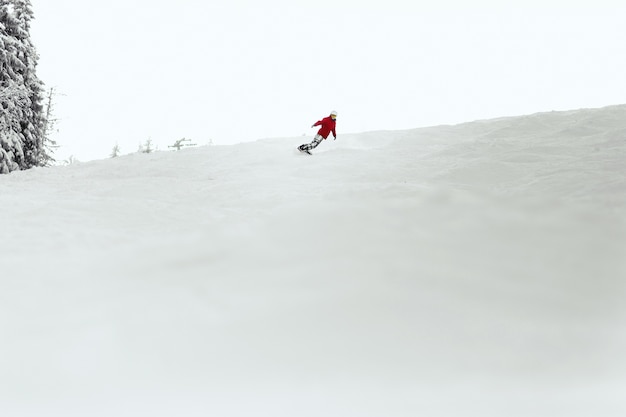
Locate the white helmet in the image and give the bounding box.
[330,110,337,117]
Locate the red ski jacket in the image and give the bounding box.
[313,116,336,139]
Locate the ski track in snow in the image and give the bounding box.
[1,105,625,417]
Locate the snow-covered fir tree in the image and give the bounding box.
[139,138,153,154]
[0,0,47,173]
[41,86,59,165]
[110,143,120,158]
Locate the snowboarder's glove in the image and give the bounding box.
[333,136,337,140]
[311,125,315,128]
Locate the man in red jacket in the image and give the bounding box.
[298,110,337,154]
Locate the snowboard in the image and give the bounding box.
[297,147,312,155]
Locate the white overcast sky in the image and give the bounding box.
[29,0,626,161]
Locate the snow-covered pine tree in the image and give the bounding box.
[110,143,120,158]
[0,0,47,173]
[0,82,27,173]
[41,86,59,165]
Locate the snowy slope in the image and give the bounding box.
[1,105,625,417]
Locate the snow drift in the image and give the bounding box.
[1,105,625,417]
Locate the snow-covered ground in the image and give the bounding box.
[1,105,625,417]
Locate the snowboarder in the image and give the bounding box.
[298,111,337,154]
